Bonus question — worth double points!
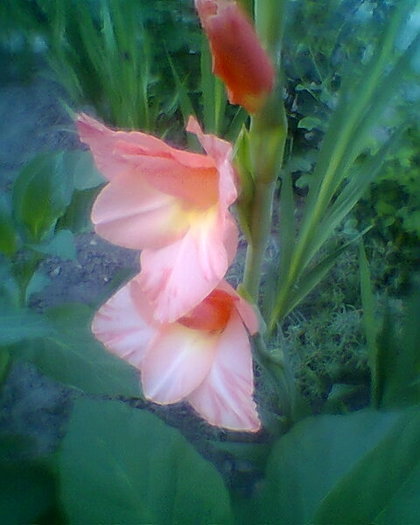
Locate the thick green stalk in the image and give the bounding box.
[243,178,276,299]
[242,100,287,300]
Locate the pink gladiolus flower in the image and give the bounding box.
[92,278,261,432]
[195,0,275,113]
[77,113,239,323]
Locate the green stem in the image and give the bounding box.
[242,100,287,302]
[243,179,276,300]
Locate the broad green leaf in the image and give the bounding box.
[0,436,60,525]
[12,152,75,242]
[297,116,325,131]
[17,303,141,397]
[0,194,19,256]
[0,260,20,307]
[58,398,233,524]
[66,150,105,191]
[57,188,99,234]
[30,229,76,260]
[378,288,420,409]
[0,309,53,345]
[256,410,400,525]
[314,409,420,524]
[24,269,50,304]
[0,461,58,525]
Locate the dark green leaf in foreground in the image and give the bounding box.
[314,409,420,524]
[256,410,401,525]
[58,398,233,524]
[0,436,60,525]
[17,303,141,397]
[377,288,420,409]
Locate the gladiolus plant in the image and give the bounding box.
[2,0,418,523]
[76,0,418,437]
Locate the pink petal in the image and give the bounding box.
[141,324,218,404]
[77,113,175,181]
[138,212,238,322]
[113,143,219,208]
[91,279,156,369]
[186,116,238,208]
[92,171,188,250]
[187,311,261,431]
[77,113,219,196]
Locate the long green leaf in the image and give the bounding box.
[0,310,53,345]
[17,303,141,397]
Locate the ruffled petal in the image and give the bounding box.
[186,116,237,208]
[138,211,238,322]
[113,143,219,208]
[187,311,261,431]
[91,279,156,369]
[77,113,175,180]
[77,113,219,189]
[92,171,188,250]
[141,324,218,404]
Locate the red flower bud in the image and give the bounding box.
[195,0,275,113]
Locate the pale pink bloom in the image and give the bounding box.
[92,278,261,432]
[195,0,275,113]
[77,114,239,322]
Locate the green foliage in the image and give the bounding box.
[0,307,53,346]
[58,398,233,524]
[313,409,420,524]
[256,410,401,524]
[17,303,141,397]
[0,195,19,257]
[0,150,103,307]
[1,2,419,523]
[0,434,62,524]
[354,125,420,293]
[266,1,419,328]
[249,407,420,525]
[2,0,200,133]
[288,306,367,409]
